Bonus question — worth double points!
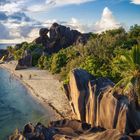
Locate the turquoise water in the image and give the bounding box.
[0,68,49,139]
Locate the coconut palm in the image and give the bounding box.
[114,45,140,104]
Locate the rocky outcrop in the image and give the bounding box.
[15,23,91,69]
[35,28,50,46]
[8,68,140,139]
[9,120,135,140]
[68,69,95,121]
[15,50,32,70]
[34,23,91,54]
[9,129,25,140]
[0,49,8,61]
[0,49,14,62]
[76,33,92,45]
[65,68,140,134]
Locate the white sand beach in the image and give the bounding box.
[0,61,73,121]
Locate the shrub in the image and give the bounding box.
[51,51,67,73]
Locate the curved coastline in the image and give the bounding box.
[0,61,72,121]
[0,67,51,139]
[0,66,54,119]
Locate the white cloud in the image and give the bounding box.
[0,17,43,43]
[42,19,58,27]
[130,0,140,5]
[67,18,91,33]
[94,7,121,33]
[0,14,58,43]
[26,28,40,42]
[0,0,96,43]
[28,5,49,13]
[46,0,95,6]
[0,6,123,43]
[28,0,95,12]
[0,1,25,14]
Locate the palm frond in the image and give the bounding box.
[121,52,135,69]
[132,45,140,66]
[113,76,132,90]
[123,81,133,94]
[113,45,140,103]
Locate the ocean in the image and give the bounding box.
[0,44,15,49]
[0,68,49,139]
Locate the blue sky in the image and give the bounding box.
[0,0,140,43]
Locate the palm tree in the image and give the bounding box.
[114,45,140,105]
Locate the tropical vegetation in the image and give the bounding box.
[8,24,140,86]
[113,45,140,103]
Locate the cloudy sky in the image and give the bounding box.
[0,0,140,43]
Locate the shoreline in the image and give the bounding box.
[0,61,73,122]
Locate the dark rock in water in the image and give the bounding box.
[9,120,135,140]
[15,50,32,70]
[34,23,91,54]
[65,68,140,134]
[23,123,34,133]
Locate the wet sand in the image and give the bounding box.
[0,61,73,120]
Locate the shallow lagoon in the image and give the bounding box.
[0,68,49,139]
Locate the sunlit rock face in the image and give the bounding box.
[8,68,140,139]
[67,68,140,134]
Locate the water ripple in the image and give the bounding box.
[0,68,48,140]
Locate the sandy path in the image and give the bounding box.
[0,61,73,120]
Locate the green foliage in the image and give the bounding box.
[36,26,140,84]
[11,42,43,67]
[129,24,140,38]
[7,46,14,54]
[38,55,52,70]
[10,25,140,86]
[32,52,41,66]
[27,43,43,52]
[80,56,97,76]
[43,55,52,70]
[113,45,140,103]
[13,49,23,60]
[38,46,79,75]
[50,51,67,73]
[38,55,45,69]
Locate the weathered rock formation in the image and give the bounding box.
[8,68,140,139]
[15,50,32,70]
[9,120,134,140]
[15,23,91,69]
[35,28,50,46]
[0,49,8,61]
[34,23,91,54]
[65,68,140,134]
